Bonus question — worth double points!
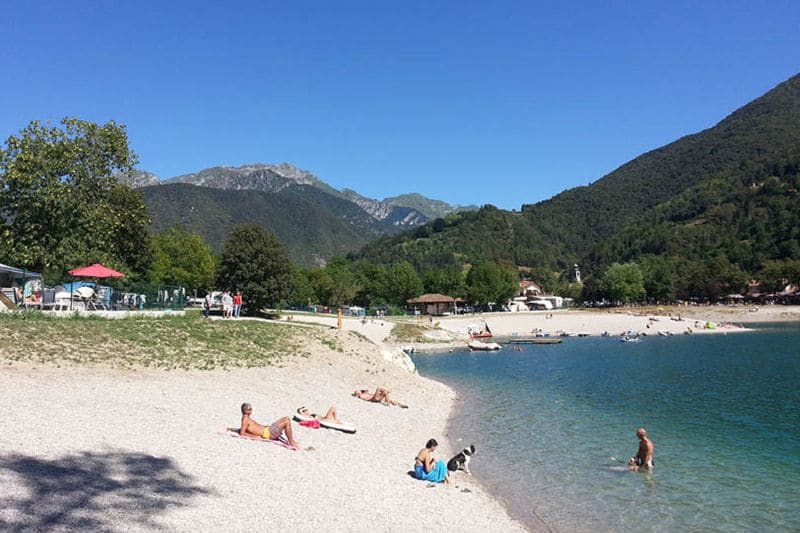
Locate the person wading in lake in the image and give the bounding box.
[628,427,654,471]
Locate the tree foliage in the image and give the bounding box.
[151,227,217,293]
[215,224,292,314]
[600,262,645,304]
[0,117,151,278]
[466,262,518,306]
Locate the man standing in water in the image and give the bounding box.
[629,427,654,471]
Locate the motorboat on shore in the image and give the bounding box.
[467,323,493,339]
[468,340,502,351]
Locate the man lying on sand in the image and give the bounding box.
[628,427,654,472]
[352,386,408,408]
[240,402,299,448]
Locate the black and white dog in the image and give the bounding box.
[447,444,476,474]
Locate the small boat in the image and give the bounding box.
[657,330,672,337]
[577,332,590,337]
[621,336,641,343]
[468,340,502,351]
[469,331,494,339]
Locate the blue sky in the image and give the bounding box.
[1,1,798,209]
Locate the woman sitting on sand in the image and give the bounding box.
[414,439,449,483]
[352,386,408,408]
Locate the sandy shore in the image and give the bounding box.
[283,306,800,353]
[0,330,525,532]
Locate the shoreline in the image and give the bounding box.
[0,323,527,532]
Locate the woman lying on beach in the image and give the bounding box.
[297,406,342,423]
[352,386,408,408]
[414,438,449,484]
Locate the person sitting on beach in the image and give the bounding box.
[628,427,654,472]
[414,439,449,484]
[297,405,342,423]
[352,386,408,408]
[239,403,299,448]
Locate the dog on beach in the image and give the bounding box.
[447,444,476,474]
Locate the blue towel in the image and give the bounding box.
[415,459,447,483]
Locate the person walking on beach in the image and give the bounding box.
[203,292,212,319]
[222,291,233,319]
[233,291,242,318]
[239,403,299,448]
[629,427,654,471]
[414,438,449,483]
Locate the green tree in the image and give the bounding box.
[325,257,361,306]
[466,262,517,307]
[287,268,315,308]
[639,255,680,303]
[351,261,390,307]
[216,224,292,314]
[759,259,800,292]
[151,227,217,294]
[386,261,424,305]
[423,267,465,297]
[0,117,151,277]
[600,262,645,304]
[307,268,333,305]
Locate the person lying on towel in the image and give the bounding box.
[414,438,449,483]
[240,402,299,449]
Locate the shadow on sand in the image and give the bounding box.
[0,449,212,530]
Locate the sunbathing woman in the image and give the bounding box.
[297,406,342,423]
[414,438,449,483]
[352,386,408,408]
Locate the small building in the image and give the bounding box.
[519,280,542,298]
[407,293,456,316]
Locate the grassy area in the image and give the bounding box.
[389,323,430,343]
[0,311,305,370]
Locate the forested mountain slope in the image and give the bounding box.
[353,73,800,274]
[143,183,373,266]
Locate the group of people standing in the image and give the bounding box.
[202,291,243,319]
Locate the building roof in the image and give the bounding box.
[407,293,455,304]
[0,263,42,279]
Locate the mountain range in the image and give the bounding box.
[353,72,800,279]
[121,164,475,265]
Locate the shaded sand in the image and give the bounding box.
[0,331,525,532]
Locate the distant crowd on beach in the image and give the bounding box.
[202,291,243,319]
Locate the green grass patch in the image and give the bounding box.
[0,311,296,370]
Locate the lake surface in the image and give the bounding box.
[413,324,800,532]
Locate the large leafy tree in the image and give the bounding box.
[216,224,292,314]
[0,117,151,278]
[423,267,465,298]
[466,262,517,306]
[386,261,424,306]
[151,227,217,294]
[324,257,361,306]
[600,262,645,304]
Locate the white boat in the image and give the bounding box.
[621,336,641,343]
[468,340,502,351]
[658,330,672,336]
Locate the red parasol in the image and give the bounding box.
[68,263,126,278]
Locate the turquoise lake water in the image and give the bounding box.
[413,324,800,532]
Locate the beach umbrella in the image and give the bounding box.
[67,263,125,310]
[68,263,125,278]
